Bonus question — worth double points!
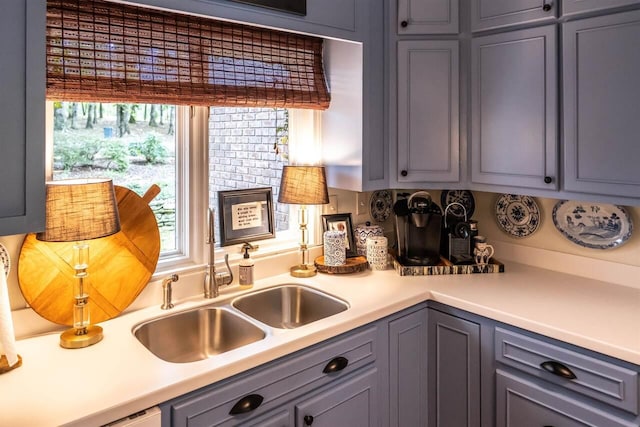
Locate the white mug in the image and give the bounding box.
[473,241,494,265]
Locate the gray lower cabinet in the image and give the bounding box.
[160,325,379,426]
[397,40,459,184]
[562,10,640,198]
[388,306,428,426]
[294,368,378,427]
[471,25,558,190]
[470,0,557,32]
[0,0,45,236]
[496,370,635,427]
[563,0,640,16]
[427,308,481,427]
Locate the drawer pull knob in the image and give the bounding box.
[229,393,263,415]
[400,20,408,28]
[544,176,553,184]
[542,2,552,12]
[540,361,577,380]
[323,356,349,374]
[304,415,314,425]
[401,170,408,177]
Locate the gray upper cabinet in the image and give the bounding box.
[397,40,459,184]
[0,0,45,236]
[471,0,557,32]
[562,10,640,198]
[562,0,640,16]
[471,25,558,190]
[397,0,459,34]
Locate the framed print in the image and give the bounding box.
[218,188,275,246]
[322,213,357,257]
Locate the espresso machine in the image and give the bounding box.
[394,191,443,266]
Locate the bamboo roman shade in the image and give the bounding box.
[46,0,331,109]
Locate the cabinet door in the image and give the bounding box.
[428,309,481,427]
[471,25,558,190]
[496,370,633,427]
[563,0,640,16]
[563,10,640,198]
[397,40,459,183]
[0,0,45,235]
[294,368,378,427]
[397,0,458,34]
[471,0,556,32]
[388,307,428,427]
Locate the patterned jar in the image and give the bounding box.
[354,223,384,256]
[366,236,388,270]
[323,230,346,266]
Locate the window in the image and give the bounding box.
[51,102,179,253]
[48,102,318,274]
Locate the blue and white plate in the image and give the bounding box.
[369,190,393,222]
[495,194,541,238]
[552,201,633,249]
[441,190,475,220]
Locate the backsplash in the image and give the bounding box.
[329,188,640,274]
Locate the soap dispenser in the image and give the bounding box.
[239,244,254,289]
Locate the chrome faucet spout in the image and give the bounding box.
[204,207,233,298]
[161,274,179,310]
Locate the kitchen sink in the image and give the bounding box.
[231,284,349,329]
[133,307,265,363]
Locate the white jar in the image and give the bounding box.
[366,236,388,270]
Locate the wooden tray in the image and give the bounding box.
[18,185,161,326]
[314,256,368,274]
[392,255,504,276]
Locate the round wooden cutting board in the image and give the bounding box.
[18,185,161,326]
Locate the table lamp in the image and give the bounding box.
[278,166,329,277]
[36,179,121,349]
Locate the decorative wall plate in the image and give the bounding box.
[369,190,393,222]
[441,190,475,219]
[0,242,9,277]
[495,194,541,238]
[552,201,633,249]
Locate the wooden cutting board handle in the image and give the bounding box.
[142,184,161,204]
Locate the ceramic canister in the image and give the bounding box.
[323,230,346,266]
[366,236,388,271]
[354,223,384,256]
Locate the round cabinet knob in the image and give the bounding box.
[542,3,552,12]
[400,20,408,28]
[401,170,408,177]
[544,176,553,184]
[304,415,314,425]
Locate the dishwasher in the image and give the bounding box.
[104,406,161,427]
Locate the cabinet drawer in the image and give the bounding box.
[496,370,636,427]
[495,327,639,415]
[164,325,378,427]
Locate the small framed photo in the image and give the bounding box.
[322,213,357,257]
[218,187,275,246]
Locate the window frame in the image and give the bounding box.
[45,103,322,280]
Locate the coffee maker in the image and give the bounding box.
[394,191,443,266]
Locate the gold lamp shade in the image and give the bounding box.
[37,179,121,242]
[278,166,329,205]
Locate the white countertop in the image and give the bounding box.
[2,262,639,426]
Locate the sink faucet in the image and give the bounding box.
[161,274,179,310]
[204,207,233,298]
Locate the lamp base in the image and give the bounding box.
[60,325,103,349]
[290,264,317,278]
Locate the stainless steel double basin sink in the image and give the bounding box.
[133,284,349,363]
